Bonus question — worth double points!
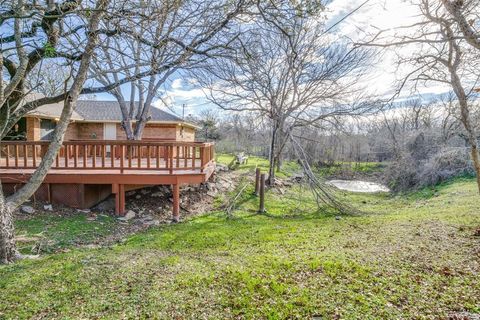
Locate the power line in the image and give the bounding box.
[321,0,371,37]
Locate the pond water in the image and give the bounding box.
[327,180,390,193]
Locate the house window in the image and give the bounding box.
[3,118,26,141]
[40,119,56,141]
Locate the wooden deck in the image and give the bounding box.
[0,140,215,219]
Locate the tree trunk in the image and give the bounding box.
[458,99,480,193]
[275,154,282,172]
[122,119,135,140]
[448,53,480,193]
[0,186,17,264]
[267,121,278,186]
[0,0,109,264]
[133,118,147,140]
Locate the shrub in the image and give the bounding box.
[385,148,474,192]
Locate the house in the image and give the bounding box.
[1,98,215,221]
[5,99,198,142]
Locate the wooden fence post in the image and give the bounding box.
[258,173,266,213]
[254,168,261,196]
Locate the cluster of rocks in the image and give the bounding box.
[19,203,56,214]
[18,165,304,226]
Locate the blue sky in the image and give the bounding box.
[91,0,460,116]
[91,73,211,118]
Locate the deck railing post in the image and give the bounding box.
[0,141,216,175]
[200,146,205,172]
[119,144,125,173]
[169,146,174,174]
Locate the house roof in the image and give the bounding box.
[26,98,198,129]
[28,102,84,121]
[75,101,183,123]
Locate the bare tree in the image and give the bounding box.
[200,4,372,185]
[359,0,480,192]
[90,0,247,140]
[25,61,72,97]
[0,0,110,264]
[441,0,480,50]
[194,110,221,142]
[0,0,256,264]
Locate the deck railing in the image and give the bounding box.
[0,140,215,173]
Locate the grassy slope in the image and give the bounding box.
[0,155,479,319]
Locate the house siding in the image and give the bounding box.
[64,122,79,140]
[77,123,103,140]
[26,117,78,141]
[26,117,40,140]
[116,123,182,141]
[177,126,196,141]
[24,118,196,142]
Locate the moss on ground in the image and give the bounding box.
[1,157,479,319]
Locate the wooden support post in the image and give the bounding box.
[119,184,125,215]
[47,183,51,203]
[258,173,266,213]
[114,184,126,216]
[254,168,261,196]
[172,183,180,222]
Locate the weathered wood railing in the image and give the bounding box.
[0,140,215,173]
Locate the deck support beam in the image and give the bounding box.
[113,184,126,215]
[172,183,180,222]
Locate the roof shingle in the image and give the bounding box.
[75,101,184,122]
[28,99,187,124]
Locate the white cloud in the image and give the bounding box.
[171,78,183,89]
[326,0,450,100]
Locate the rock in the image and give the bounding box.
[290,173,305,182]
[77,208,91,213]
[126,191,136,197]
[43,204,53,211]
[143,219,160,226]
[206,182,216,191]
[215,163,229,172]
[84,244,101,249]
[216,179,234,191]
[151,192,163,198]
[117,210,136,221]
[157,185,170,193]
[135,195,142,199]
[21,205,35,214]
[335,216,341,220]
[207,191,217,197]
[94,197,115,211]
[86,214,97,221]
[282,181,293,187]
[20,254,41,260]
[141,214,154,221]
[140,189,151,195]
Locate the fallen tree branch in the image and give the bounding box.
[288,132,361,215]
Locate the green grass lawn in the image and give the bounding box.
[15,213,117,254]
[215,153,300,179]
[1,158,479,319]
